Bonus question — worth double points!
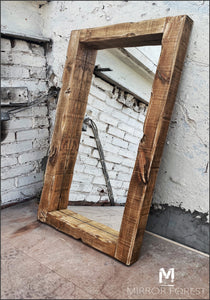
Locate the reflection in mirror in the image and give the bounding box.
[68,45,161,231]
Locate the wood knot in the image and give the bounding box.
[49,146,58,166]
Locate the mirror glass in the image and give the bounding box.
[69,45,162,231]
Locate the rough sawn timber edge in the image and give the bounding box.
[38,15,193,266]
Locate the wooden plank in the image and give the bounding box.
[79,17,166,49]
[114,15,193,265]
[38,31,97,221]
[46,209,119,257]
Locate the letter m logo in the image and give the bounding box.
[159,268,174,284]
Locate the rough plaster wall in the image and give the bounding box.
[1,1,45,37]
[1,38,49,205]
[40,1,209,218]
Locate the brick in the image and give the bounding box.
[15,105,48,117]
[108,170,117,179]
[93,76,113,92]
[104,152,122,164]
[1,189,23,204]
[128,142,138,152]
[128,117,142,128]
[97,161,114,171]
[112,137,128,149]
[69,192,87,201]
[17,172,43,187]
[1,141,32,155]
[78,144,92,155]
[83,166,102,176]
[70,182,92,193]
[81,136,96,148]
[91,149,100,159]
[73,162,85,173]
[79,155,98,166]
[107,126,125,139]
[92,177,106,185]
[121,158,135,168]
[72,173,94,183]
[115,188,127,196]
[110,179,123,189]
[115,196,127,204]
[1,178,15,192]
[3,51,46,68]
[1,132,16,144]
[32,138,49,149]
[112,110,129,122]
[13,40,30,52]
[1,156,18,168]
[29,67,46,79]
[103,142,119,154]
[86,106,99,119]
[81,126,94,137]
[2,79,47,94]
[8,118,33,130]
[114,164,129,173]
[99,132,113,144]
[95,121,108,132]
[124,133,137,144]
[118,122,134,134]
[99,112,118,127]
[1,65,29,79]
[16,129,49,141]
[122,106,140,119]
[138,113,146,123]
[122,181,131,189]
[86,194,100,202]
[133,129,144,138]
[30,43,45,56]
[18,150,45,164]
[91,97,112,113]
[1,163,35,180]
[89,85,106,101]
[105,96,123,110]
[119,148,136,159]
[1,38,11,51]
[117,172,131,181]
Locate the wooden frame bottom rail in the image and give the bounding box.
[46,209,119,258]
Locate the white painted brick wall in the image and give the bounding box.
[69,75,147,204]
[1,37,49,206]
[1,38,146,207]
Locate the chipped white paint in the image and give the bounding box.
[1,1,209,220]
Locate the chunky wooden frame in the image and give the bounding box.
[38,15,193,265]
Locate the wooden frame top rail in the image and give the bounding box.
[79,17,167,49]
[38,15,193,266]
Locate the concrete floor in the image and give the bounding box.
[1,200,209,299]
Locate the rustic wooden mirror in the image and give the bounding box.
[38,15,193,265]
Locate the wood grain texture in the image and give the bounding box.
[38,31,97,221]
[46,209,119,257]
[79,17,166,49]
[114,15,193,265]
[38,16,193,265]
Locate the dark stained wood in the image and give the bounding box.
[38,31,97,221]
[46,209,119,257]
[79,17,166,49]
[114,15,193,265]
[38,16,193,265]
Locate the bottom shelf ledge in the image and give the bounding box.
[46,209,119,257]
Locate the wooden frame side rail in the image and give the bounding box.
[38,15,193,265]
